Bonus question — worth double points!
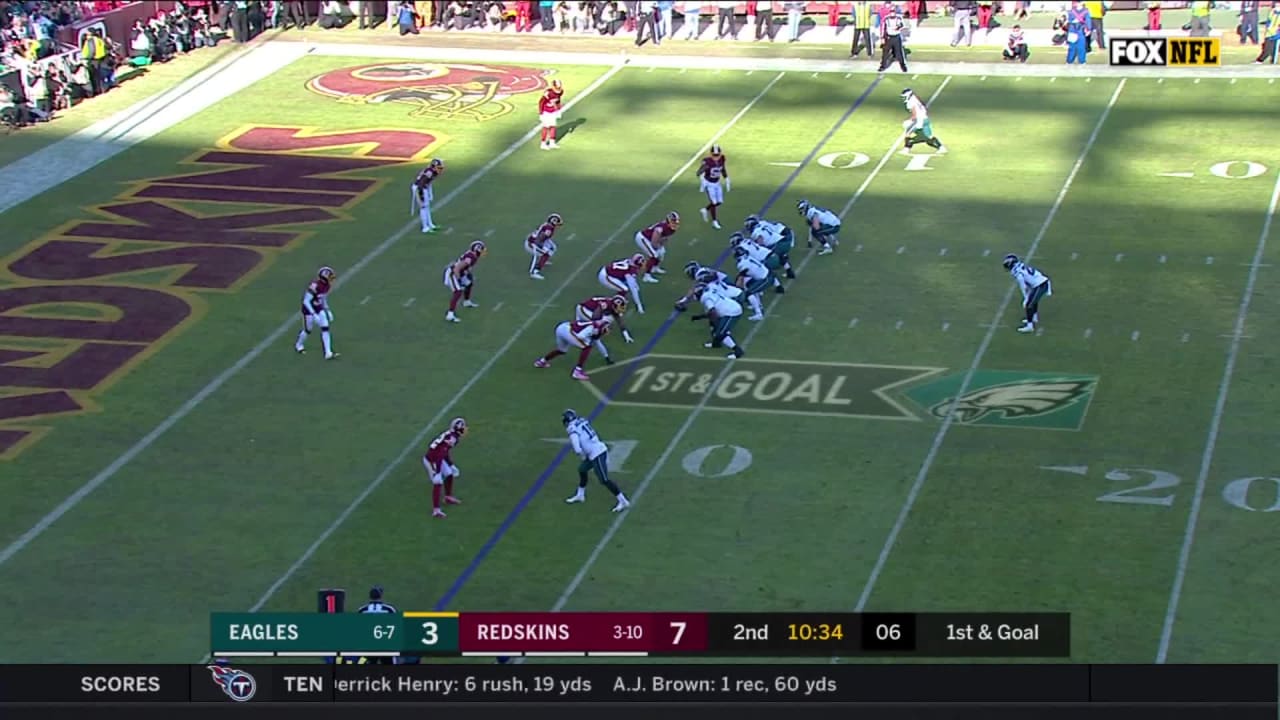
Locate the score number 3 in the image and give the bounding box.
[421,621,439,646]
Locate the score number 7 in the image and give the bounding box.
[670,621,686,645]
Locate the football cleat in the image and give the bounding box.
[565,494,585,504]
[470,240,488,257]
[534,358,550,368]
[796,199,811,215]
[432,509,447,518]
[1017,321,1036,334]
[462,300,479,308]
[1002,253,1019,270]
[562,409,579,426]
[547,212,563,226]
[612,496,631,512]
[450,417,468,436]
[572,367,590,381]
[325,352,339,360]
[642,274,659,284]
[317,266,336,281]
[530,271,545,280]
[666,211,681,228]
[444,496,461,505]
[446,311,460,323]
[684,261,700,279]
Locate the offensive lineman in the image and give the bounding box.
[295,266,338,359]
[796,199,841,256]
[733,242,771,321]
[744,214,797,279]
[562,409,631,512]
[1003,253,1052,333]
[900,88,948,156]
[690,282,746,359]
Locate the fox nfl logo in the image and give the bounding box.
[1109,37,1221,67]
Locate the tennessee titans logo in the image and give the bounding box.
[207,665,257,702]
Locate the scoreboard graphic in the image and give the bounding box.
[210,611,1071,659]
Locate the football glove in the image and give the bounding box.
[622,329,635,343]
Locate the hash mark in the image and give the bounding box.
[444,226,455,235]
[980,75,987,81]
[689,237,699,245]
[1086,77,1092,82]
[567,233,577,241]
[1070,252,1079,260]
[811,72,819,78]
[1050,77,1057,83]
[1194,78,1201,84]
[1159,255,1167,264]
[1083,328,1093,339]
[403,297,416,307]
[855,244,864,252]
[1131,330,1140,341]
[912,74,919,79]
[360,296,371,305]
[646,66,655,73]
[895,320,904,330]
[483,228,495,238]
[941,322,950,332]
[1181,332,1190,343]
[747,70,754,75]
[848,317,859,328]
[982,249,991,257]
[939,247,948,256]
[1231,78,1237,85]
[896,246,906,254]
[804,316,813,325]
[1035,327,1045,336]
[680,68,688,74]
[1115,252,1124,262]
[1158,78,1165,84]
[844,73,852,78]
[1242,262,1273,268]
[492,301,504,313]
[1206,256,1214,265]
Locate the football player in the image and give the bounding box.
[295,266,339,359]
[575,294,635,344]
[744,214,797,279]
[689,283,746,359]
[597,254,647,314]
[796,199,841,256]
[1003,253,1052,333]
[730,232,783,292]
[526,212,563,280]
[411,158,444,233]
[422,417,467,518]
[534,318,612,380]
[562,409,631,513]
[900,88,948,156]
[733,243,771,321]
[697,145,730,230]
[635,212,680,283]
[539,79,564,150]
[444,240,485,323]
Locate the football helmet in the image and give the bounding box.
[691,282,708,299]
[470,240,488,256]
[743,214,760,232]
[666,211,681,228]
[694,268,717,284]
[728,232,745,247]
[796,199,811,215]
[551,79,563,92]
[562,409,578,426]
[547,212,563,226]
[430,158,444,171]
[733,245,748,259]
[450,417,468,436]
[710,144,723,157]
[684,261,701,279]
[1002,253,1019,270]
[610,295,628,314]
[317,266,336,281]
[631,253,647,267]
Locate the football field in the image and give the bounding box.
[0,46,1278,665]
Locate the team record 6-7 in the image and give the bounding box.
[1,664,1276,704]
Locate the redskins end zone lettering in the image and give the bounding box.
[0,125,443,459]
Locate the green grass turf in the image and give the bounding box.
[0,51,1276,666]
[0,40,247,169]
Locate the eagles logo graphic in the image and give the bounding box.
[931,378,1096,424]
[307,63,553,121]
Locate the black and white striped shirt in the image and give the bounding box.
[883,15,904,36]
[358,601,398,614]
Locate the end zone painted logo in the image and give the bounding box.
[307,63,553,121]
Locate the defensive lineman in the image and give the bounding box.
[1003,253,1052,333]
[562,410,631,512]
[900,89,947,156]
[797,199,841,256]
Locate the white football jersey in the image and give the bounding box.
[739,240,771,264]
[737,255,770,281]
[566,418,608,461]
[805,206,840,227]
[1010,262,1050,299]
[701,289,743,318]
[751,220,786,247]
[907,94,929,124]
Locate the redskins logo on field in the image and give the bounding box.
[307,63,553,122]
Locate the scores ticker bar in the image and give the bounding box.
[210,612,1070,657]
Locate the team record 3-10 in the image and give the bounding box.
[208,611,1071,658]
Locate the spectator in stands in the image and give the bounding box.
[715,0,734,38]
[598,0,621,33]
[2,81,32,128]
[445,1,479,29]
[281,0,310,28]
[394,0,418,32]
[1240,1,1260,44]
[1051,8,1068,44]
[677,1,699,39]
[1002,23,1028,61]
[319,0,353,27]
[1186,0,1211,36]
[486,1,511,29]
[976,0,993,32]
[539,0,554,29]
[24,62,50,119]
[1146,1,1161,30]
[783,1,802,42]
[129,19,153,61]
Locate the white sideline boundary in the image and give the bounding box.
[301,40,1280,79]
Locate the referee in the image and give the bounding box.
[354,586,398,665]
[878,8,908,73]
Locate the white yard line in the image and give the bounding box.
[0,60,628,572]
[547,78,952,618]
[0,43,304,214]
[844,79,1127,626]
[193,71,787,661]
[1155,165,1280,664]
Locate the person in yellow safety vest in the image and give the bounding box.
[79,30,105,96]
[1188,0,1213,37]
[1083,0,1105,50]
[850,1,874,58]
[1257,0,1279,63]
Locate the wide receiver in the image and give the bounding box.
[295,266,339,359]
[422,417,468,518]
[444,240,485,323]
[525,212,563,280]
[534,318,612,380]
[598,253,648,314]
[697,144,730,230]
[411,158,444,233]
[538,79,565,150]
[635,211,680,283]
[744,214,797,280]
[562,409,631,512]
